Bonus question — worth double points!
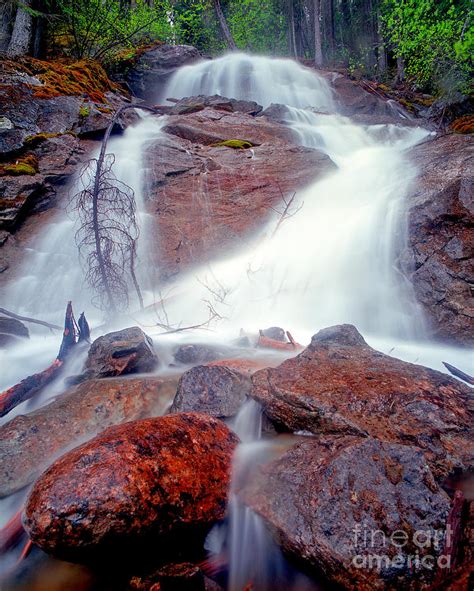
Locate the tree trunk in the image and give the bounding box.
[7,0,34,57]
[325,0,335,62]
[313,0,323,67]
[376,7,387,74]
[288,0,297,57]
[396,56,405,83]
[212,0,236,50]
[0,3,13,52]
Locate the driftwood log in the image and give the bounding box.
[443,362,474,385]
[0,302,86,418]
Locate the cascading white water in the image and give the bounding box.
[158,53,430,341]
[207,400,313,591]
[2,52,470,392]
[4,114,165,323]
[164,52,334,110]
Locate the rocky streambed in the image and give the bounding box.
[0,322,472,590]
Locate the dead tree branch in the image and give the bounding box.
[0,302,87,417]
[72,104,159,315]
[443,362,474,385]
[270,188,303,239]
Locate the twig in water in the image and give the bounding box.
[270,187,303,239]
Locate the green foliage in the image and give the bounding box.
[226,0,286,54]
[171,0,223,53]
[382,0,473,94]
[49,0,174,62]
[79,104,90,117]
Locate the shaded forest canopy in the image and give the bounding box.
[0,1,472,97]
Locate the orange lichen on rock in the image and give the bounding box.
[18,57,122,104]
[451,115,474,135]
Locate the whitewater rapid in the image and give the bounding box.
[1,52,471,395]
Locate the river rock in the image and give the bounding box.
[0,315,29,349]
[251,324,473,480]
[170,365,251,419]
[82,327,159,379]
[399,134,474,346]
[261,327,286,341]
[169,95,263,116]
[241,435,452,590]
[145,103,335,281]
[24,413,238,561]
[126,44,201,102]
[0,377,168,497]
[173,343,232,365]
[0,316,29,338]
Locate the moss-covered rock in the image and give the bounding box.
[0,154,39,176]
[211,139,255,149]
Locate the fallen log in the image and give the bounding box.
[0,510,23,553]
[0,359,63,418]
[0,302,85,418]
[443,362,474,385]
[0,307,62,331]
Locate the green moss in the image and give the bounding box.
[24,131,76,146]
[79,105,90,118]
[212,139,255,149]
[4,163,37,175]
[0,154,39,176]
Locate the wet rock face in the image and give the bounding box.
[251,324,473,479]
[0,315,29,348]
[168,95,263,116]
[83,327,159,379]
[126,44,201,102]
[170,365,251,419]
[320,71,415,125]
[146,101,335,281]
[0,59,135,282]
[242,436,452,591]
[399,134,474,346]
[0,377,168,497]
[24,413,238,561]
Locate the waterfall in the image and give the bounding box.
[207,400,313,591]
[2,51,471,392]
[164,52,334,111]
[158,53,430,340]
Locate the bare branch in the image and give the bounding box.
[270,188,303,239]
[71,104,160,316]
[0,307,62,332]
